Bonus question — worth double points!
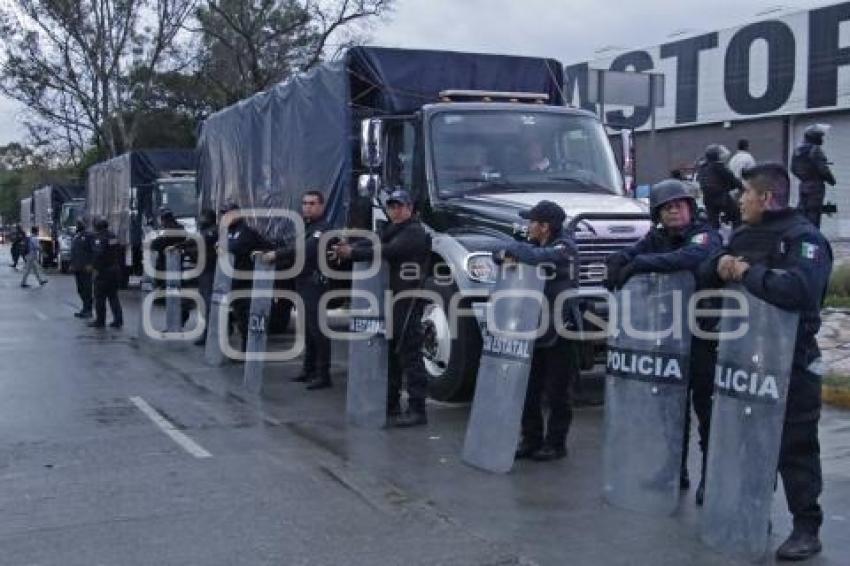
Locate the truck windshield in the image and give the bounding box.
[60,203,84,229]
[430,110,623,197]
[158,181,197,218]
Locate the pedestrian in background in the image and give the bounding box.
[69,219,93,318]
[20,227,47,288]
[728,139,756,180]
[791,124,836,229]
[9,224,25,269]
[696,144,742,228]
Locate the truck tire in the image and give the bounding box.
[420,275,482,403]
[59,260,69,274]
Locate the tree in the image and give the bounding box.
[0,0,197,162]
[194,0,393,107]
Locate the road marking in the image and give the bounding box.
[129,396,212,459]
[33,309,48,321]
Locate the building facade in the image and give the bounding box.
[567,2,850,239]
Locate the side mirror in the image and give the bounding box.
[357,174,381,198]
[360,118,384,168]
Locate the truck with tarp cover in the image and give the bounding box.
[33,184,85,270]
[86,150,197,285]
[19,197,33,234]
[197,46,651,402]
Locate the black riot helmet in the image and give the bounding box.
[94,218,109,231]
[803,123,829,145]
[704,144,729,162]
[649,179,696,223]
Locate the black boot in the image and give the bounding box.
[88,320,105,328]
[680,466,691,490]
[775,529,822,561]
[392,409,427,428]
[306,376,332,390]
[531,444,567,462]
[291,371,314,383]
[515,438,541,460]
[695,476,705,506]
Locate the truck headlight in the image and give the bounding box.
[465,252,496,283]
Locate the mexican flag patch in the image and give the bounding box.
[802,242,819,260]
[690,232,709,246]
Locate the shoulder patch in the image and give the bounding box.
[801,241,821,261]
[690,232,709,246]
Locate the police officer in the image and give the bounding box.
[495,200,578,462]
[70,219,94,318]
[332,190,432,427]
[150,208,192,326]
[89,218,123,329]
[606,179,722,503]
[791,124,836,229]
[697,144,742,228]
[192,209,218,346]
[223,203,272,352]
[262,190,333,390]
[699,163,831,561]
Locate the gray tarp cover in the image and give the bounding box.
[86,150,196,246]
[196,46,564,242]
[20,197,32,233]
[33,185,85,237]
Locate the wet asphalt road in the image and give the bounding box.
[1,252,849,566]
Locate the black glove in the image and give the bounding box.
[492,249,508,265]
[604,253,628,291]
[616,262,636,289]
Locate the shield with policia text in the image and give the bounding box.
[700,284,798,561]
[462,261,546,474]
[346,260,390,428]
[165,248,183,333]
[602,271,695,514]
[243,256,275,394]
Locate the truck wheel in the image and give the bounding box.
[59,260,69,274]
[268,298,292,334]
[421,275,482,403]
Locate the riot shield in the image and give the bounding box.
[165,248,182,333]
[346,261,389,428]
[462,262,546,474]
[602,271,694,515]
[204,253,234,366]
[700,285,798,561]
[243,257,275,394]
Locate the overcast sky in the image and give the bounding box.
[0,0,833,145]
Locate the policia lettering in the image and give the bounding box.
[606,348,685,383]
[714,363,781,403]
[565,3,850,127]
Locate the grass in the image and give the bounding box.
[823,374,850,389]
[825,263,850,309]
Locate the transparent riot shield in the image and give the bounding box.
[243,257,274,394]
[700,284,798,561]
[602,271,695,515]
[165,248,183,333]
[346,260,389,428]
[462,262,546,474]
[204,252,234,366]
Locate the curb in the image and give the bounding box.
[823,385,850,409]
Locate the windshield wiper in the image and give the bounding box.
[445,177,527,196]
[546,175,612,193]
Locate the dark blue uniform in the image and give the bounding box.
[791,142,836,229]
[274,218,332,384]
[350,218,432,414]
[69,229,94,315]
[611,221,722,492]
[501,232,579,454]
[700,209,832,535]
[91,229,124,327]
[227,219,272,351]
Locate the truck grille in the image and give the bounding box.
[576,237,640,287]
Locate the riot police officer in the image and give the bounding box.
[69,219,94,318]
[332,190,432,427]
[495,200,579,462]
[263,190,333,390]
[150,208,192,326]
[606,179,722,503]
[791,124,836,229]
[223,203,272,352]
[697,144,742,228]
[89,218,123,329]
[699,163,832,561]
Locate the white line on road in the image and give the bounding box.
[33,309,48,321]
[129,396,212,459]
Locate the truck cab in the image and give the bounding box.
[56,198,86,272]
[360,93,651,401]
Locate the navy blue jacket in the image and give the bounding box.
[500,232,579,346]
[618,221,721,276]
[699,209,832,380]
[274,218,331,289]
